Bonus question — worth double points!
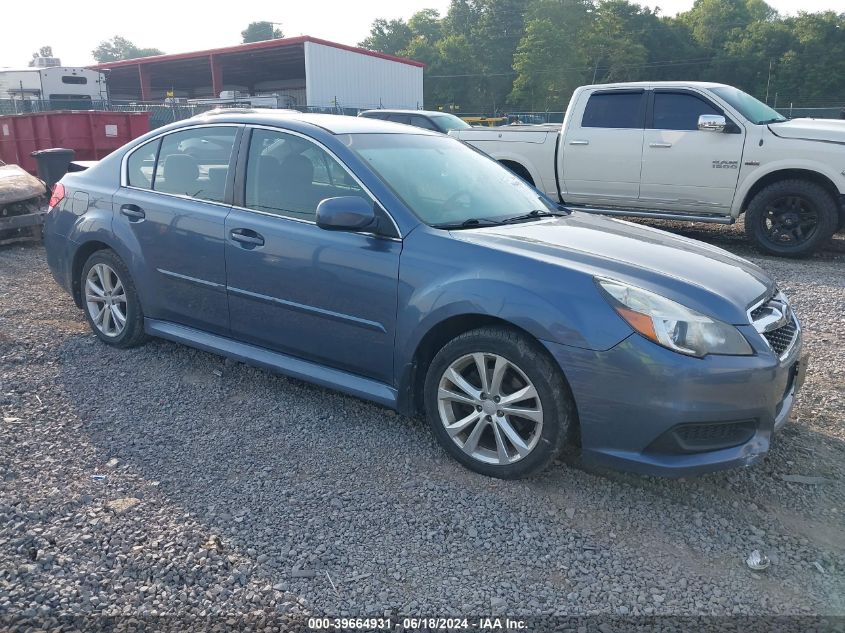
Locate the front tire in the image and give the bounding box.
[424,327,573,479]
[81,249,146,348]
[744,179,837,257]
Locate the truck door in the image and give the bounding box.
[639,90,745,214]
[561,89,645,206]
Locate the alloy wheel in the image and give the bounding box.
[437,353,543,465]
[85,263,128,337]
[761,195,819,247]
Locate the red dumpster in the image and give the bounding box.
[0,110,150,175]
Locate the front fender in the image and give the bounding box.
[733,157,845,217]
[393,228,631,411]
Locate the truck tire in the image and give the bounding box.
[744,179,837,257]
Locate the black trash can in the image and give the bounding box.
[31,148,75,189]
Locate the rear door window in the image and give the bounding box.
[127,139,160,189]
[153,127,237,202]
[581,92,644,128]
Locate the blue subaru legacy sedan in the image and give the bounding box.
[43,111,806,479]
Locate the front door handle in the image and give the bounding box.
[569,139,590,145]
[230,228,265,247]
[649,142,673,148]
[120,204,145,221]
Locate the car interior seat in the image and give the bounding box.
[160,154,199,196]
[277,154,316,216]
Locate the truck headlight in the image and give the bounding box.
[597,278,753,357]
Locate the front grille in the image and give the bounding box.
[646,420,757,455]
[763,319,798,357]
[749,291,799,359]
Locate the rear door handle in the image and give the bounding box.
[569,140,590,145]
[230,228,265,247]
[120,204,145,221]
[649,142,673,148]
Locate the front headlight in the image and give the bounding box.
[597,278,753,357]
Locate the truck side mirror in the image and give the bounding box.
[698,115,727,133]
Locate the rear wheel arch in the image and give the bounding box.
[498,160,535,186]
[70,241,112,308]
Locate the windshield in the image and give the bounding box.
[340,133,555,227]
[432,113,471,132]
[709,86,787,124]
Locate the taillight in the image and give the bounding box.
[48,183,65,211]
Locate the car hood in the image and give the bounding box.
[451,213,775,325]
[768,118,845,144]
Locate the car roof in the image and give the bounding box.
[183,109,441,136]
[359,109,454,118]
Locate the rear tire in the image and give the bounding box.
[80,249,146,348]
[744,179,837,257]
[424,327,573,479]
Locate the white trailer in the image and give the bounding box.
[0,67,107,102]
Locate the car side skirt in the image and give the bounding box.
[145,319,399,409]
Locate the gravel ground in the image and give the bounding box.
[0,225,843,630]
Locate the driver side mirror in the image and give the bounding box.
[698,114,727,133]
[316,196,376,232]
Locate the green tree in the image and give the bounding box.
[358,18,414,54]
[92,37,163,63]
[510,0,591,109]
[581,1,650,84]
[357,0,845,115]
[241,21,283,44]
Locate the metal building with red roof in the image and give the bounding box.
[91,36,424,110]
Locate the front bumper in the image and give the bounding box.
[542,328,805,477]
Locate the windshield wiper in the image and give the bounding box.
[501,209,565,224]
[759,117,787,124]
[432,217,506,230]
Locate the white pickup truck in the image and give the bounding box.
[451,82,845,257]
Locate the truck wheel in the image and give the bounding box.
[744,179,837,257]
[424,326,573,479]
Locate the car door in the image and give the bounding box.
[561,89,645,205]
[224,127,401,384]
[639,90,746,213]
[112,125,241,336]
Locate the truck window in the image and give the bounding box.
[652,92,722,131]
[61,76,88,84]
[581,92,643,129]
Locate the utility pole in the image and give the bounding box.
[765,59,773,104]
